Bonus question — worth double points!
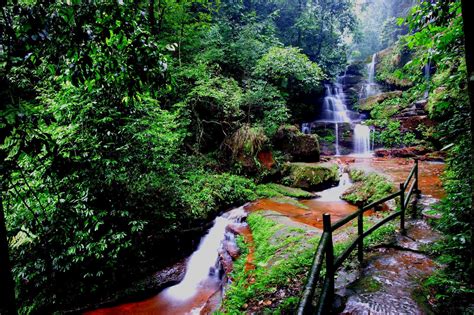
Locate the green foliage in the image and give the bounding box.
[372,120,419,148]
[179,172,258,218]
[254,46,325,95]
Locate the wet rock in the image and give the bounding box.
[272,125,320,162]
[397,115,435,132]
[281,162,339,190]
[418,151,446,162]
[415,99,428,110]
[218,249,234,275]
[345,62,365,76]
[226,223,246,235]
[310,122,353,156]
[223,240,240,259]
[374,146,431,158]
[341,74,364,85]
[151,261,187,287]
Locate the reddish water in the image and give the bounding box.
[232,224,255,272]
[339,157,445,199]
[85,278,220,315]
[245,198,358,229]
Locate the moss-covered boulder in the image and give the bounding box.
[359,91,403,111]
[281,162,339,191]
[341,168,394,206]
[273,125,320,162]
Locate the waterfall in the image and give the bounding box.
[423,61,431,99]
[302,123,311,134]
[319,83,354,156]
[320,84,351,123]
[164,207,246,300]
[361,53,380,99]
[353,124,373,156]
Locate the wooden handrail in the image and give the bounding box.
[297,159,420,314]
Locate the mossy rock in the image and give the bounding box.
[281,162,339,191]
[256,183,314,199]
[359,91,403,111]
[342,168,394,206]
[272,125,320,162]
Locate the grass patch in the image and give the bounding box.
[220,213,320,314]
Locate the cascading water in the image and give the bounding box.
[353,124,373,156]
[360,53,381,99]
[164,207,246,301]
[319,83,353,156]
[301,69,376,156]
[86,207,248,315]
[423,61,431,99]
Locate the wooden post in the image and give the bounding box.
[323,214,334,312]
[357,209,363,263]
[399,182,406,235]
[414,159,420,196]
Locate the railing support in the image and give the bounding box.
[357,210,364,263]
[298,161,421,313]
[414,159,420,196]
[323,214,334,312]
[399,182,406,235]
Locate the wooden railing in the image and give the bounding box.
[297,159,420,315]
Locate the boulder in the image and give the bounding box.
[223,240,240,259]
[358,91,403,111]
[273,125,320,162]
[281,162,339,191]
[397,115,435,132]
[374,146,431,158]
[345,62,365,76]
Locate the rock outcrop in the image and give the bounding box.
[273,125,320,162]
[281,162,339,190]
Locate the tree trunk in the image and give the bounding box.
[149,0,156,35]
[0,198,17,314]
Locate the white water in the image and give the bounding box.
[319,83,354,156]
[302,123,311,134]
[317,172,352,202]
[353,124,373,156]
[164,206,246,301]
[423,62,431,99]
[361,53,381,99]
[320,84,351,123]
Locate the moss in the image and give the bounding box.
[220,213,320,314]
[375,43,414,88]
[342,169,394,206]
[358,91,403,111]
[282,162,339,190]
[256,183,314,199]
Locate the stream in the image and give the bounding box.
[85,54,446,314]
